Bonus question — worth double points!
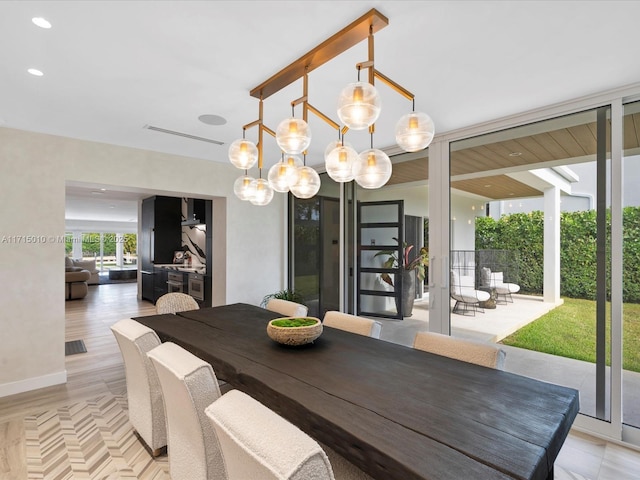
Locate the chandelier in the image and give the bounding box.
[228,9,435,205]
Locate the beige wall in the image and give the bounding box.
[0,127,285,397]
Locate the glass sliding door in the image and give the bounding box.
[449,107,612,421]
[290,173,341,318]
[623,100,640,430]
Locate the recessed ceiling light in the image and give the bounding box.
[109,205,116,209]
[484,184,492,188]
[198,114,227,126]
[27,68,44,77]
[509,152,522,157]
[32,17,52,29]
[100,188,107,191]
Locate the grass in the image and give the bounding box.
[500,297,640,372]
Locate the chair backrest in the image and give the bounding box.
[450,270,462,296]
[156,292,200,314]
[205,390,335,480]
[323,311,382,339]
[265,298,308,317]
[459,275,475,289]
[147,342,225,480]
[110,318,166,452]
[413,331,506,370]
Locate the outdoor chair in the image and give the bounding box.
[413,331,506,370]
[450,270,490,316]
[481,267,520,304]
[323,311,382,339]
[265,298,308,317]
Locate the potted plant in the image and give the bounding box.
[260,289,306,308]
[374,238,428,317]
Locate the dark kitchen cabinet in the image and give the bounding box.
[140,196,181,302]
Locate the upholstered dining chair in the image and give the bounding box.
[413,331,506,370]
[322,311,382,339]
[265,298,308,317]
[205,390,373,480]
[147,342,226,480]
[156,292,200,314]
[110,318,166,456]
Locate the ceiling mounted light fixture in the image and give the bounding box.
[227,9,434,205]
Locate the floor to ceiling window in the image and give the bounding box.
[449,107,613,422]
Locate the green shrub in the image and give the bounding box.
[475,207,640,303]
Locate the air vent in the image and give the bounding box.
[143,125,224,145]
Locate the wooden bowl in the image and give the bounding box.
[267,317,322,346]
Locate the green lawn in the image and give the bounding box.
[500,297,640,373]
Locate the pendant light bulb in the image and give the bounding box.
[275,117,311,154]
[337,81,381,130]
[325,144,358,183]
[353,148,392,189]
[249,178,274,206]
[395,111,435,152]
[228,139,258,169]
[290,166,321,199]
[233,174,255,201]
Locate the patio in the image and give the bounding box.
[375,294,640,429]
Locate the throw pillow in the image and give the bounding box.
[481,267,491,286]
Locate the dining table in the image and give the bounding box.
[134,303,579,480]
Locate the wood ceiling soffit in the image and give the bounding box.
[624,113,640,149]
[451,176,541,200]
[387,157,429,185]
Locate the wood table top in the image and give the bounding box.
[135,303,579,480]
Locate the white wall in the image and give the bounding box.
[450,193,485,251]
[0,127,285,397]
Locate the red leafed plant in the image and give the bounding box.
[373,237,429,287]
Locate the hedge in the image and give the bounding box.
[474,207,640,303]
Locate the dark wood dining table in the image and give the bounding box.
[134,303,579,480]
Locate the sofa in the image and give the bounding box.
[65,267,91,300]
[65,257,99,285]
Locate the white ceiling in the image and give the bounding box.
[3,0,640,223]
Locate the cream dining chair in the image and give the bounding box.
[265,298,308,317]
[147,342,226,480]
[322,311,382,339]
[205,389,372,480]
[156,292,200,314]
[413,331,506,370]
[110,318,167,456]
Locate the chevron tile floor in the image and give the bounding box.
[24,394,168,480]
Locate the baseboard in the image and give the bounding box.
[0,370,67,398]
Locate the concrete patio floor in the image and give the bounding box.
[374,293,640,430]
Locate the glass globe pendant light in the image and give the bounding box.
[275,109,311,154]
[233,173,255,201]
[249,177,275,206]
[337,75,381,130]
[353,135,392,189]
[228,136,258,170]
[283,154,302,188]
[268,154,297,193]
[395,101,435,152]
[325,137,358,183]
[290,156,321,199]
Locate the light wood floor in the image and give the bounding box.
[1,282,640,480]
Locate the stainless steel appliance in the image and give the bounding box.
[188,273,205,301]
[167,271,184,293]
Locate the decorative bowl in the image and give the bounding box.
[267,317,323,346]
